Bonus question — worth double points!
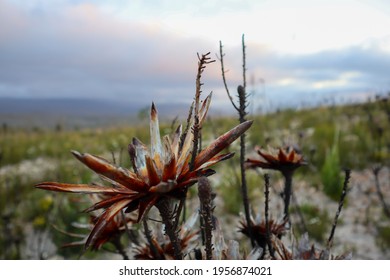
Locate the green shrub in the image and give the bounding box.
[321,129,343,200]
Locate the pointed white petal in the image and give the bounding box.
[132,138,150,184]
[162,135,174,165]
[150,103,163,172]
[176,126,193,176]
[227,240,240,260]
[171,124,182,160]
[199,93,212,125]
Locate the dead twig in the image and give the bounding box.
[218,34,255,248]
[264,173,275,259]
[327,169,351,249]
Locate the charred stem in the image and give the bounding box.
[198,177,214,260]
[264,173,275,259]
[218,35,255,248]
[156,198,183,260]
[327,169,351,249]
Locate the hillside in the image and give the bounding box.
[1,97,389,259]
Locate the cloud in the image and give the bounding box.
[0,1,220,105]
[241,41,390,110]
[0,0,389,113]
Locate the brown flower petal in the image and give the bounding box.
[35,182,133,195]
[193,120,253,170]
[85,198,132,249]
[71,151,146,192]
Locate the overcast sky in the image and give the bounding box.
[1,0,390,112]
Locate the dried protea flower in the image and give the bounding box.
[245,146,306,175]
[134,212,199,260]
[246,146,306,221]
[239,218,286,250]
[134,233,197,260]
[36,94,252,249]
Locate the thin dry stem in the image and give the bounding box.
[327,169,351,249]
[218,41,240,111]
[238,38,254,248]
[264,173,275,259]
[219,35,254,247]
[242,34,247,90]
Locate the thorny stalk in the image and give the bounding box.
[218,34,255,248]
[327,169,351,249]
[190,52,215,171]
[142,218,162,259]
[198,177,214,260]
[264,173,275,259]
[174,52,215,230]
[242,34,247,90]
[373,165,390,219]
[156,198,183,260]
[237,84,253,247]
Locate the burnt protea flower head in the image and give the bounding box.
[36,94,252,249]
[245,146,306,175]
[239,218,286,250]
[246,146,306,222]
[134,232,197,260]
[134,212,199,260]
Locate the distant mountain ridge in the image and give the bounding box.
[0,97,197,128]
[0,97,136,116]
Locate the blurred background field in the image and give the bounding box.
[1,95,390,259]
